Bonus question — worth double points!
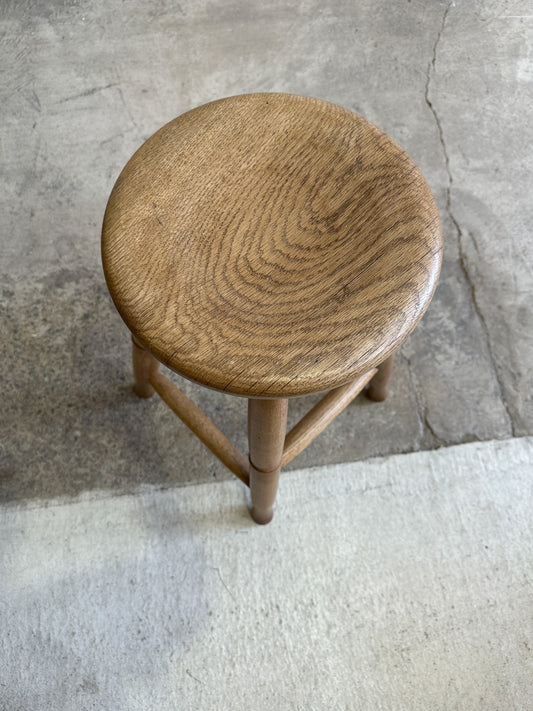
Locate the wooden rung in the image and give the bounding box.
[281,369,377,467]
[149,371,250,486]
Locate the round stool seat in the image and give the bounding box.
[102,93,441,398]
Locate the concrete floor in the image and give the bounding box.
[2,439,532,709]
[1,0,532,502]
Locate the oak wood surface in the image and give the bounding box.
[281,369,376,467]
[248,398,288,524]
[132,334,158,398]
[367,354,395,402]
[149,370,250,485]
[102,93,442,398]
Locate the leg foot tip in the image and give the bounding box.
[366,386,388,402]
[133,384,155,398]
[251,507,274,525]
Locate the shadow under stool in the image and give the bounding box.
[102,93,442,524]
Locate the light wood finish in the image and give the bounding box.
[281,369,377,467]
[132,335,159,398]
[248,398,288,524]
[367,354,395,402]
[103,93,442,523]
[148,370,250,485]
[102,93,442,398]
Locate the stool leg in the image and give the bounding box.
[367,354,394,402]
[248,398,288,525]
[131,334,159,398]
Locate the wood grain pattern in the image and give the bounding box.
[248,398,288,524]
[102,93,442,398]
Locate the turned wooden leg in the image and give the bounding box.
[367,354,394,402]
[248,398,288,525]
[131,334,159,398]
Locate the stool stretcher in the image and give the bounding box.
[281,369,377,467]
[149,371,251,486]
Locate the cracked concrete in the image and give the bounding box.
[424,2,453,160]
[1,0,532,502]
[425,0,517,437]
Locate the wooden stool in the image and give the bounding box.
[102,93,442,524]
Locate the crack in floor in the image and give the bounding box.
[403,353,446,448]
[424,0,516,437]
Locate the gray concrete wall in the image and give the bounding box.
[1,0,532,501]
